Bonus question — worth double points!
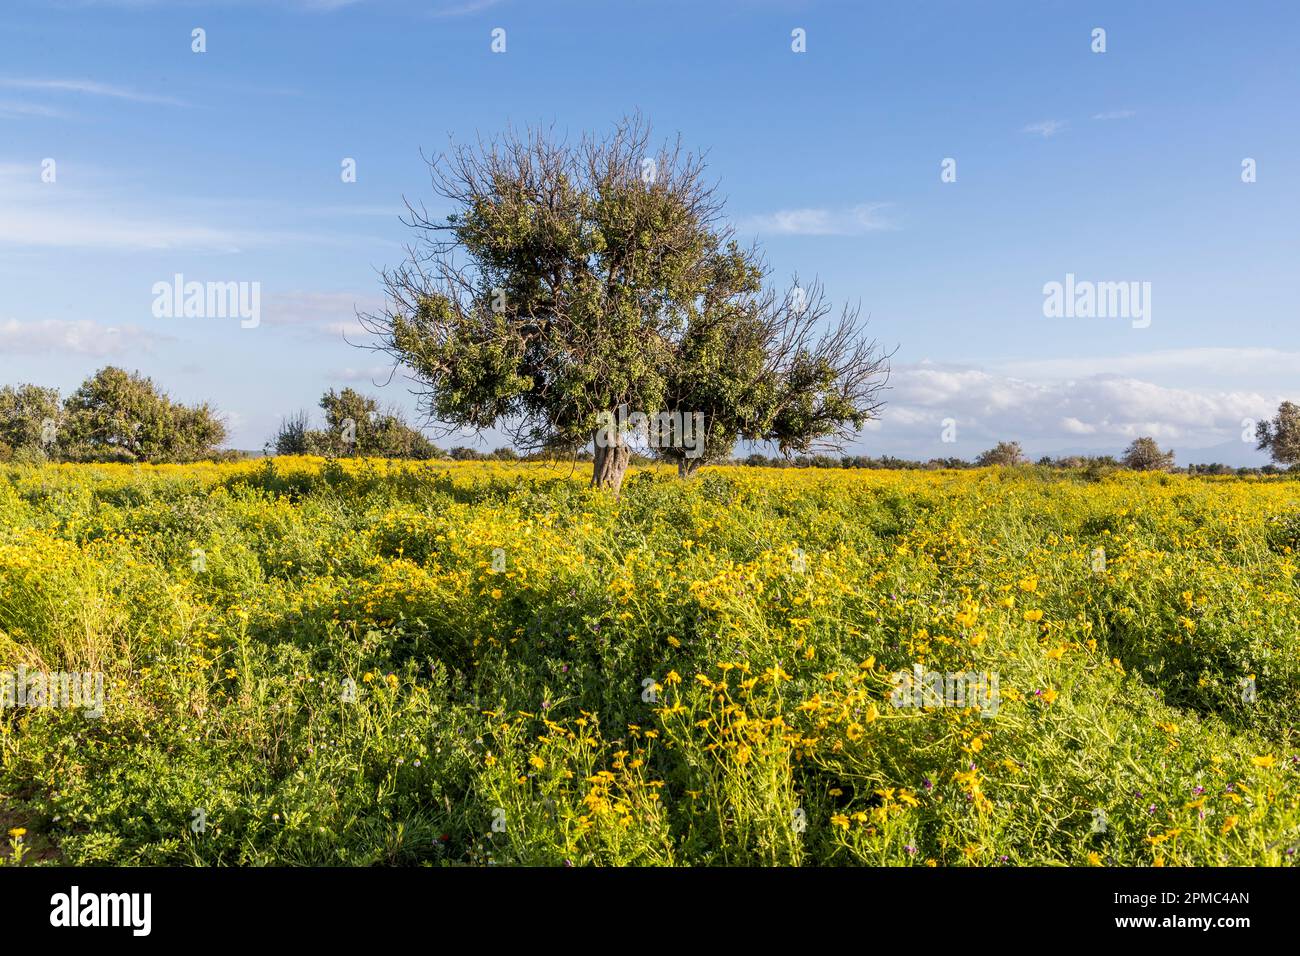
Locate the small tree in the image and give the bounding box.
[272,388,440,459]
[0,384,62,461]
[976,441,1025,467]
[1256,401,1300,465]
[1121,436,1175,472]
[359,116,889,492]
[272,410,312,455]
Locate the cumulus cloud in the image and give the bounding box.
[868,355,1283,460]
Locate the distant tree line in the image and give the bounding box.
[733,422,1300,475]
[6,370,1298,478]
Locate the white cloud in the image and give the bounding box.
[993,347,1300,382]
[262,291,382,340]
[739,203,894,236]
[326,365,401,383]
[1023,119,1067,138]
[429,0,506,16]
[0,319,167,356]
[873,357,1284,458]
[0,100,68,119]
[0,77,188,107]
[0,164,396,252]
[1092,109,1137,121]
[0,208,272,252]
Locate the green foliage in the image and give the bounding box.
[1,460,1298,867]
[1257,401,1300,465]
[1122,436,1176,472]
[273,389,442,459]
[976,441,1026,467]
[0,384,62,462]
[361,117,889,487]
[0,369,225,465]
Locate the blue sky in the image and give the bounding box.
[1,0,1297,463]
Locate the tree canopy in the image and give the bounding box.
[271,388,441,459]
[1121,436,1176,472]
[1,367,226,464]
[1256,401,1300,465]
[360,116,890,490]
[976,441,1026,467]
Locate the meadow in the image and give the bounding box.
[1,458,1297,866]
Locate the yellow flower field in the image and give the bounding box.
[1,458,1297,865]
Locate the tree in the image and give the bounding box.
[1256,401,1300,465]
[271,410,312,455]
[62,367,226,463]
[1121,436,1175,472]
[272,388,440,459]
[359,116,890,492]
[0,384,62,461]
[976,441,1025,467]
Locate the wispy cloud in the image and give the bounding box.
[739,203,895,236]
[262,291,381,340]
[1092,109,1137,121]
[0,162,397,252]
[326,364,402,384]
[0,77,188,106]
[1023,119,1067,138]
[429,0,506,16]
[0,100,68,119]
[994,347,1300,382]
[0,319,168,356]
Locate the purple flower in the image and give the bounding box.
[904,845,917,855]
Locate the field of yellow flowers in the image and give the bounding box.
[1,457,1298,865]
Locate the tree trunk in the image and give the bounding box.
[677,456,702,479]
[591,431,631,493]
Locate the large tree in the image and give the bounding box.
[1256,401,1300,466]
[359,116,890,492]
[62,366,226,463]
